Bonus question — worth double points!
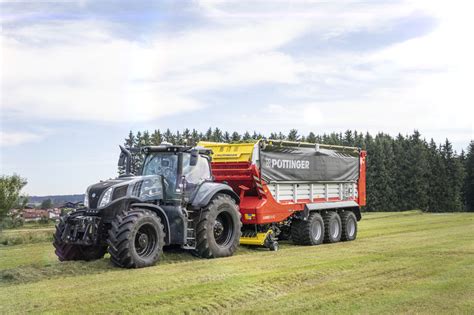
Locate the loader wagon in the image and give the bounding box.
[198,140,367,249]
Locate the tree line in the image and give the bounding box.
[122,128,473,212]
[0,175,28,229]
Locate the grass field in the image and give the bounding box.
[0,211,473,314]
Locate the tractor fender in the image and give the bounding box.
[190,182,240,209]
[130,203,171,244]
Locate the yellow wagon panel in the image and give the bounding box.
[197,141,258,163]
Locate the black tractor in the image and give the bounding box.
[53,144,242,268]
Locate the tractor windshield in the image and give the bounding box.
[142,153,178,185]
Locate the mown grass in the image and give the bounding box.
[0,211,472,314]
[0,226,54,246]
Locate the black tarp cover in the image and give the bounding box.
[259,146,359,182]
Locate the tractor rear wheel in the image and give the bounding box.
[341,211,357,241]
[53,217,107,261]
[291,212,325,245]
[107,209,165,268]
[195,194,241,258]
[323,211,342,243]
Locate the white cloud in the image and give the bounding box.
[1,0,473,149]
[1,17,311,123]
[0,131,43,146]
[1,0,426,123]
[243,0,474,147]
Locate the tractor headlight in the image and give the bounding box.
[84,188,90,208]
[99,187,113,208]
[84,194,89,208]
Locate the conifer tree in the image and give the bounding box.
[182,128,191,145]
[141,131,151,146]
[426,140,444,212]
[343,130,354,146]
[366,134,395,211]
[163,129,174,144]
[307,132,316,143]
[212,128,223,142]
[205,128,213,141]
[441,139,464,211]
[191,129,200,145]
[223,131,231,142]
[405,131,429,210]
[392,134,410,210]
[231,131,241,142]
[151,129,162,145]
[464,141,474,211]
[287,129,299,141]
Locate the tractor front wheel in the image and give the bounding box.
[107,209,165,268]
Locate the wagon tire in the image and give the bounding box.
[323,211,342,243]
[341,211,358,241]
[291,212,325,245]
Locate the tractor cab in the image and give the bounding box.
[117,144,213,203]
[136,145,213,202]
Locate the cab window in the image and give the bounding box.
[182,153,211,184]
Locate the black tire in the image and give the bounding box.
[53,216,107,261]
[269,241,279,251]
[323,211,342,243]
[341,211,358,241]
[195,194,242,258]
[278,225,291,241]
[291,212,325,245]
[107,209,165,268]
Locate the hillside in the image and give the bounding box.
[28,194,85,205]
[0,211,472,314]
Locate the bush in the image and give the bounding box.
[0,217,24,230]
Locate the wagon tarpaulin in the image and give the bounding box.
[259,146,359,183]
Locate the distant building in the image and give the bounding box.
[48,208,61,220]
[22,209,49,222]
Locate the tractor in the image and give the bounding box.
[53,144,242,268]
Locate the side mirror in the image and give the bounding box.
[190,150,199,166]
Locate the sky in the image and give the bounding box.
[1,0,473,196]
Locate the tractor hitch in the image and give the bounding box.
[61,215,101,246]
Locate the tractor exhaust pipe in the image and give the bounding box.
[118,145,133,175]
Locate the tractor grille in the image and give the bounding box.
[88,187,103,209]
[132,181,143,196]
[112,185,128,200]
